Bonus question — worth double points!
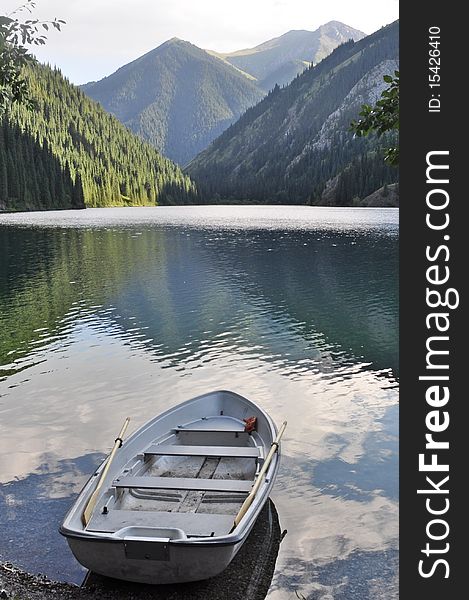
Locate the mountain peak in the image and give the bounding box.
[318,21,366,37]
[160,37,191,49]
[164,36,188,46]
[215,21,366,89]
[321,20,349,28]
[82,38,263,165]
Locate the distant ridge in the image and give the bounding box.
[210,21,366,90]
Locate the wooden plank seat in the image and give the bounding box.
[87,509,235,537]
[144,444,260,459]
[172,426,248,434]
[113,476,253,493]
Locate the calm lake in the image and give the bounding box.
[0,206,398,599]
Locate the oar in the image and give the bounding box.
[232,420,287,531]
[82,417,130,526]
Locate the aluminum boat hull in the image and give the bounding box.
[60,390,280,584]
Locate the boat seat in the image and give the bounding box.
[86,509,235,537]
[172,426,249,435]
[144,444,260,459]
[113,476,253,493]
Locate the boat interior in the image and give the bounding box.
[85,416,265,539]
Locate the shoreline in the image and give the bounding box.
[0,500,282,600]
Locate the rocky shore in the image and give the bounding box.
[1,501,282,600]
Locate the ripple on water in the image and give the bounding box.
[0,207,398,597]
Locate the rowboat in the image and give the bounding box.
[60,390,286,584]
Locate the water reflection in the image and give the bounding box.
[0,223,398,379]
[0,452,102,583]
[271,549,398,599]
[0,207,398,598]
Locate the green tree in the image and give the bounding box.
[0,1,64,115]
[351,71,399,165]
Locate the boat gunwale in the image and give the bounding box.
[58,524,249,547]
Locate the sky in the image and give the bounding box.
[3,0,399,84]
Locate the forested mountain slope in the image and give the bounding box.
[187,21,399,206]
[0,63,197,211]
[82,39,264,165]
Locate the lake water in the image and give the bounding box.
[0,206,398,599]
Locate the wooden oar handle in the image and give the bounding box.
[115,418,130,447]
[82,417,131,526]
[232,420,287,530]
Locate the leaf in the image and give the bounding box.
[349,71,399,165]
